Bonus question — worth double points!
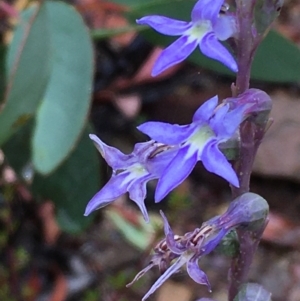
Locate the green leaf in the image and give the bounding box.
[127,0,194,19]
[0,46,7,103]
[32,126,100,233]
[32,1,94,175]
[91,24,146,40]
[234,283,272,301]
[105,0,161,8]
[2,120,32,176]
[3,123,101,233]
[252,30,300,82]
[127,0,300,82]
[106,209,156,250]
[0,4,51,145]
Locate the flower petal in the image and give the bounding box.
[200,32,238,72]
[142,256,187,301]
[202,228,228,255]
[147,147,179,177]
[128,176,152,222]
[160,210,185,254]
[192,95,218,123]
[216,104,249,139]
[137,122,194,145]
[84,173,128,216]
[187,259,211,291]
[89,134,132,169]
[201,140,239,187]
[155,146,198,202]
[127,262,155,287]
[214,14,238,40]
[132,140,155,156]
[136,15,192,36]
[152,35,198,76]
[191,0,224,23]
[209,104,230,135]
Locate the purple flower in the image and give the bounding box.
[138,96,248,202]
[127,211,222,300]
[136,0,238,76]
[84,134,178,222]
[127,193,269,300]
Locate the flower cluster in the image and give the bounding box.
[127,193,269,300]
[82,0,275,298]
[85,95,250,220]
[137,0,238,76]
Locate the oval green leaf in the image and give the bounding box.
[32,1,94,175]
[0,4,51,145]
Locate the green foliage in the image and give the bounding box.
[1,1,93,175]
[3,123,100,233]
[106,209,158,250]
[0,5,51,145]
[32,2,94,175]
[32,127,100,233]
[1,1,99,232]
[91,24,145,39]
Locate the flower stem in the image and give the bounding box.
[228,1,265,300]
[234,0,256,96]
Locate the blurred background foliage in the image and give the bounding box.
[1,0,300,300]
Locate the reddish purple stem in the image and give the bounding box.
[228,1,268,300]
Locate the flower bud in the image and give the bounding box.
[218,192,269,231]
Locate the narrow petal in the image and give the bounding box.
[187,259,211,291]
[152,35,198,76]
[127,263,155,287]
[132,140,155,157]
[136,15,192,36]
[84,174,128,216]
[137,122,194,145]
[128,176,151,222]
[191,0,224,23]
[89,134,131,169]
[214,15,238,40]
[142,256,187,301]
[209,104,230,134]
[202,228,228,255]
[200,32,238,72]
[201,140,239,187]
[147,147,179,177]
[155,146,198,202]
[215,104,249,139]
[192,95,218,123]
[160,211,185,254]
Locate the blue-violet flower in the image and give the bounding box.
[84,134,178,222]
[137,0,238,76]
[138,95,248,202]
[127,193,269,300]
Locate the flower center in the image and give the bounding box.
[188,20,212,41]
[127,163,148,177]
[116,162,149,187]
[188,125,215,152]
